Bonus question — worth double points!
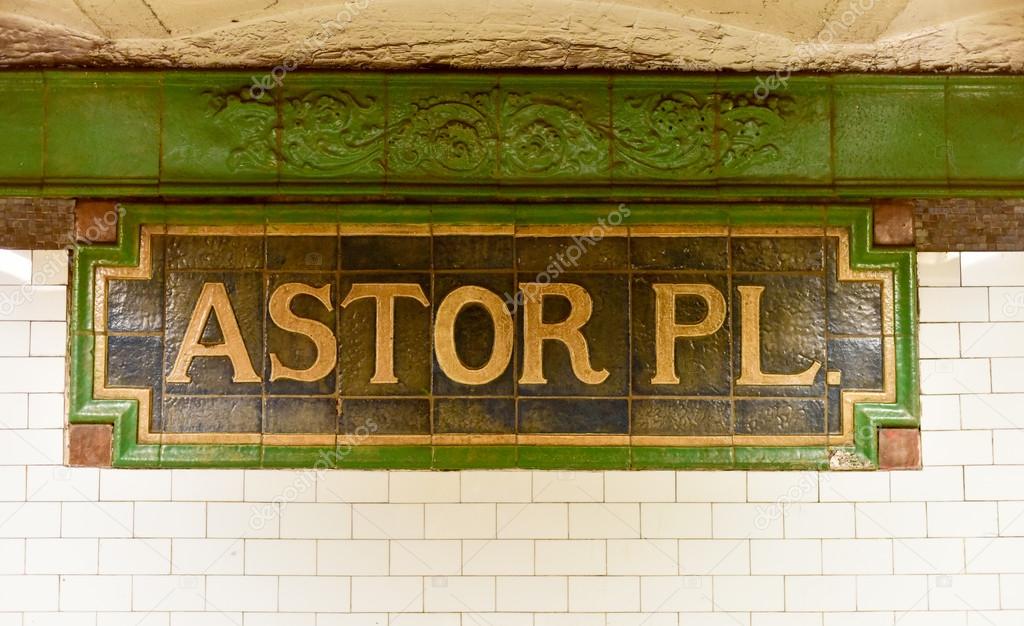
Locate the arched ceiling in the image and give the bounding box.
[0,0,1021,70]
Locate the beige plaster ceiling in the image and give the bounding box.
[0,0,1021,70]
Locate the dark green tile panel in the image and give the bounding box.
[162,71,279,183]
[45,72,161,182]
[948,77,1024,182]
[0,72,1021,195]
[280,73,387,181]
[833,75,948,182]
[387,75,499,183]
[715,76,832,183]
[0,72,44,182]
[500,75,611,182]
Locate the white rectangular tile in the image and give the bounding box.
[921,430,991,465]
[855,575,928,611]
[921,395,962,431]
[317,540,388,575]
[919,323,960,358]
[497,503,567,539]
[460,471,531,503]
[279,502,351,539]
[919,287,988,322]
[822,539,892,575]
[98,538,171,574]
[425,503,494,539]
[59,575,131,611]
[29,321,66,356]
[784,503,855,538]
[134,502,205,538]
[316,470,388,503]
[750,539,821,574]
[568,576,640,612]
[0,322,29,356]
[25,538,97,574]
[100,469,172,501]
[31,251,68,286]
[61,502,132,537]
[640,503,712,538]
[712,576,784,611]
[171,470,243,501]
[352,503,423,539]
[677,471,746,502]
[423,575,494,612]
[920,358,990,394]
[605,471,674,502]
[496,576,566,612]
[893,538,964,574]
[389,539,460,575]
[0,574,58,611]
[244,539,316,575]
[607,539,678,575]
[890,466,964,501]
[389,472,460,503]
[961,251,1024,286]
[170,538,243,575]
[928,502,998,538]
[462,539,533,576]
[639,575,713,612]
[0,393,28,429]
[278,576,350,612]
[917,252,960,287]
[785,575,856,611]
[989,286,1024,321]
[569,503,640,538]
[204,575,278,612]
[679,539,749,575]
[533,471,603,502]
[350,576,423,612]
[855,503,927,538]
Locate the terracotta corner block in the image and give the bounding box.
[873,201,916,247]
[75,200,120,244]
[68,424,113,467]
[878,427,921,470]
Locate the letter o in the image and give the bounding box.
[434,286,513,385]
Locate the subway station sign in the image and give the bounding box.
[73,205,917,470]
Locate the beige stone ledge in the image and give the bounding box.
[0,0,1021,71]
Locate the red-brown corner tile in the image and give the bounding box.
[873,201,916,247]
[75,200,120,244]
[68,424,113,467]
[879,427,921,470]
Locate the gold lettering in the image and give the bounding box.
[434,286,513,385]
[340,283,429,384]
[167,282,261,384]
[518,282,608,385]
[268,282,337,383]
[651,283,727,385]
[736,285,822,386]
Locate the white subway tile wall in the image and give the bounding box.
[1,249,1024,624]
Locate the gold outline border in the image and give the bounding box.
[93,224,896,448]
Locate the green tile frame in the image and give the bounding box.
[0,71,1018,197]
[69,203,918,470]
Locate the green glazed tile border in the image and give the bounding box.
[69,203,918,470]
[0,71,1021,198]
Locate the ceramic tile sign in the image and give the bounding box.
[79,218,917,469]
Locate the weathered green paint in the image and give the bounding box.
[70,203,918,469]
